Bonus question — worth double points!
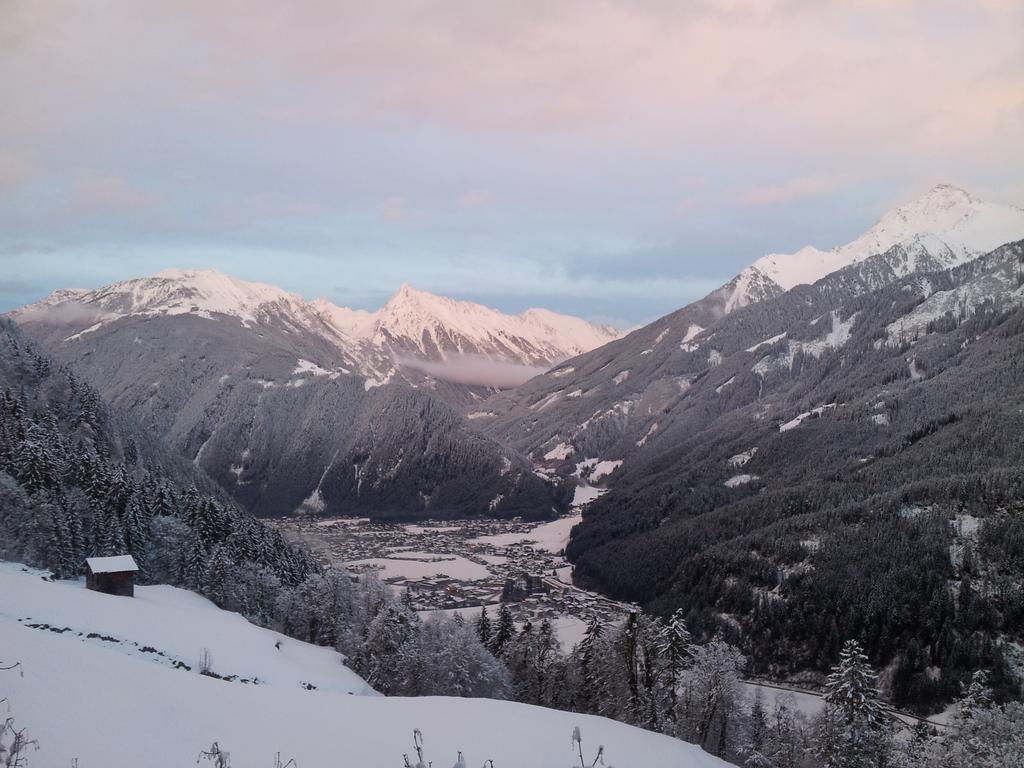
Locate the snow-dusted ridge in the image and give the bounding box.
[723,184,1024,312]
[13,270,620,388]
[0,563,729,768]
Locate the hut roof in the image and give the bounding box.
[85,555,139,574]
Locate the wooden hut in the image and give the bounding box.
[85,555,139,597]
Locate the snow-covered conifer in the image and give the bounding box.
[491,604,515,656]
[815,639,891,768]
[476,606,492,647]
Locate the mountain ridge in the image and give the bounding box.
[16,270,620,390]
[722,183,1024,313]
[473,184,1024,467]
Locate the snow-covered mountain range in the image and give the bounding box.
[7,276,575,519]
[719,184,1024,313]
[16,269,620,389]
[7,183,1022,524]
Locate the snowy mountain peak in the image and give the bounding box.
[383,282,420,306]
[902,182,976,212]
[723,185,1024,311]
[367,284,621,365]
[143,268,299,306]
[378,282,459,323]
[855,183,988,257]
[20,267,306,327]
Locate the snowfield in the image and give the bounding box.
[0,563,728,768]
[469,513,582,554]
[0,562,371,697]
[778,403,837,432]
[724,473,758,488]
[346,554,491,581]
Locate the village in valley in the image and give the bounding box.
[270,512,636,648]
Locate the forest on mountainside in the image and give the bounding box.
[567,296,1024,712]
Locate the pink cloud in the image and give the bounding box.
[2,0,1022,233]
[156,0,1023,163]
[0,152,33,198]
[674,197,700,215]
[739,175,848,207]
[67,172,158,214]
[458,189,494,208]
[382,196,409,222]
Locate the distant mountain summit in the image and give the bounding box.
[17,270,619,389]
[718,184,1024,313]
[312,281,620,387]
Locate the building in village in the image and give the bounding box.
[502,572,548,602]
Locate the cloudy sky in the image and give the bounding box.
[1,1,1022,324]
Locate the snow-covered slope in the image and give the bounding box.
[14,270,619,388]
[0,563,727,768]
[0,562,373,697]
[723,184,1024,311]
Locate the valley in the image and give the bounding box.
[272,510,636,650]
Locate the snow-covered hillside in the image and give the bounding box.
[723,184,1024,311]
[13,270,619,388]
[0,563,727,768]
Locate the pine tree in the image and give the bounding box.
[105,505,126,555]
[182,532,208,590]
[816,639,890,768]
[504,620,537,702]
[658,607,693,727]
[501,617,560,706]
[91,503,121,556]
[687,639,745,757]
[575,613,605,713]
[64,503,84,575]
[958,670,992,720]
[742,689,772,768]
[659,608,693,678]
[123,493,149,565]
[46,499,73,578]
[536,618,558,700]
[476,606,492,647]
[619,612,642,722]
[17,437,57,495]
[363,602,419,694]
[204,545,234,605]
[193,499,223,546]
[152,481,178,518]
[105,464,132,515]
[73,451,99,495]
[91,463,115,507]
[823,640,886,729]
[491,604,515,657]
